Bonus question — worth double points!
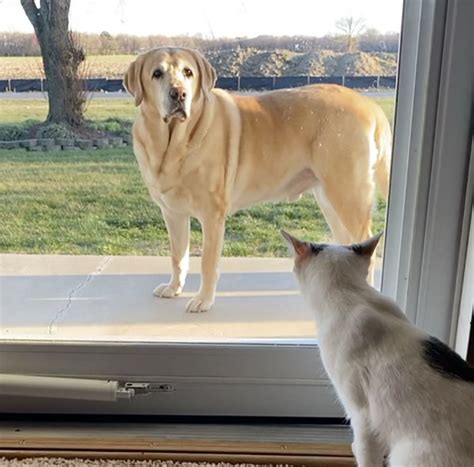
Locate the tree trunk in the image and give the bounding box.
[348,36,354,53]
[20,0,85,126]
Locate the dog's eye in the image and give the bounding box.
[152,69,162,79]
[183,67,193,78]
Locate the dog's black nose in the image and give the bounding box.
[169,87,186,102]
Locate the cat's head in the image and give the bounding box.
[281,230,383,298]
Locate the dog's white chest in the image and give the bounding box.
[135,148,194,213]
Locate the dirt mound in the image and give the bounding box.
[0,49,397,80]
[205,48,397,77]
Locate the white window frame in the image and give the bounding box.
[455,201,473,358]
[382,0,473,344]
[1,0,472,417]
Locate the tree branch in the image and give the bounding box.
[20,0,40,30]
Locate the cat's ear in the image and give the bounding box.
[281,230,312,260]
[349,232,383,257]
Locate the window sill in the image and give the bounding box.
[0,419,353,466]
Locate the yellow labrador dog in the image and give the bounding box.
[124,47,391,312]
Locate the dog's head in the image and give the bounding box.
[124,47,217,123]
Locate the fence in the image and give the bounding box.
[0,75,396,93]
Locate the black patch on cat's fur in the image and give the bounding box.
[310,243,327,255]
[422,336,474,382]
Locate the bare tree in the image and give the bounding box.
[20,0,86,126]
[335,16,366,53]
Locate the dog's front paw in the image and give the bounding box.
[153,283,183,298]
[185,294,215,313]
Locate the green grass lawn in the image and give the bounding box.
[0,94,391,256]
[0,97,137,124]
[0,147,386,256]
[0,96,394,126]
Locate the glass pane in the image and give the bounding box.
[1,0,402,343]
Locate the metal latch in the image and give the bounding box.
[117,382,176,399]
[149,383,175,393]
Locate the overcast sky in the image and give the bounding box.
[0,0,403,38]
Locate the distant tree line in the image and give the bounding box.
[0,30,399,56]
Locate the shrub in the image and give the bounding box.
[89,117,132,137]
[0,120,40,141]
[35,123,77,139]
[0,118,132,141]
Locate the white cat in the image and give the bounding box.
[282,231,474,467]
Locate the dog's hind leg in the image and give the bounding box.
[312,177,376,284]
[154,207,190,298]
[312,178,375,245]
[313,184,352,245]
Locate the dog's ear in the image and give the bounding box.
[124,57,144,107]
[194,51,217,100]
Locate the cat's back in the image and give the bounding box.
[421,335,474,383]
[317,298,418,397]
[333,297,474,462]
[368,320,474,418]
[301,251,474,465]
[370,329,474,465]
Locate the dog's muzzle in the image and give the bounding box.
[164,107,188,123]
[164,86,189,123]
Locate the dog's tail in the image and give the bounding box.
[373,106,392,201]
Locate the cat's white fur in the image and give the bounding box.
[283,231,474,467]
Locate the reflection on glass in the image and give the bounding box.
[0,0,402,342]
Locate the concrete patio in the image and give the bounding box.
[0,254,381,342]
